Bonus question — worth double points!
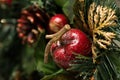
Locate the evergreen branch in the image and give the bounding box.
[68,54,96,80]
[112,40,120,49]
[74,53,92,60]
[96,54,115,80]
[105,54,117,75]
[88,2,118,57]
[88,2,96,31]
[73,0,120,80]
[95,30,116,41]
[79,11,89,32]
[96,40,107,49]
[41,69,64,80]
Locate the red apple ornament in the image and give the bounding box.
[51,29,92,69]
[49,14,68,33]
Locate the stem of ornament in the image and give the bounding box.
[44,24,71,63]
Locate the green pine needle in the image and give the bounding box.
[72,0,120,80]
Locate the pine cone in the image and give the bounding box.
[17,5,49,44]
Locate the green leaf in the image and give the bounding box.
[62,0,76,24]
[41,69,64,80]
[54,0,68,7]
[20,45,36,74]
[108,53,120,79]
[97,64,110,80]
[34,33,58,75]
[95,53,119,80]
[94,70,102,80]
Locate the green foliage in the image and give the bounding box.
[95,54,119,80]
[54,0,68,7]
[34,33,59,75]
[62,0,76,24]
[0,19,16,53]
[0,19,23,79]
[68,54,95,80]
[72,0,120,80]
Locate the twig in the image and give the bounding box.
[44,24,71,63]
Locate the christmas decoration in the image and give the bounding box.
[44,24,71,64]
[74,0,119,58]
[17,5,49,44]
[49,27,91,69]
[0,0,120,80]
[88,2,117,57]
[71,0,120,79]
[49,14,68,33]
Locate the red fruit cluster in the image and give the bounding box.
[51,29,91,69]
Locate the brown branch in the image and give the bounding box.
[44,24,71,63]
[44,37,58,63]
[45,24,71,39]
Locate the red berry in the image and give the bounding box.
[51,29,91,69]
[49,14,68,33]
